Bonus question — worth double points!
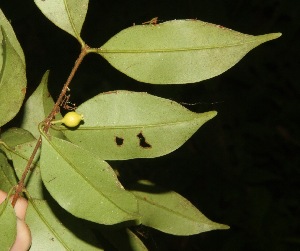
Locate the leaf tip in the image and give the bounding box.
[257,32,282,43]
[206,110,218,120]
[219,223,230,230]
[271,32,282,40]
[207,222,230,232]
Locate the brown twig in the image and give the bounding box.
[44,44,90,132]
[11,137,42,206]
[11,44,90,207]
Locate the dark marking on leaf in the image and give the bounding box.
[21,87,26,95]
[137,132,152,148]
[115,136,124,146]
[47,177,56,183]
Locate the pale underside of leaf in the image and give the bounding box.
[130,181,229,235]
[98,20,281,84]
[0,28,26,127]
[40,135,138,225]
[61,90,217,160]
[0,128,36,147]
[26,198,103,250]
[0,197,17,249]
[34,0,88,43]
[21,70,64,139]
[0,152,18,193]
[0,9,25,65]
[0,128,43,198]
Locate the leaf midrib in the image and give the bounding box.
[29,200,71,250]
[99,36,272,54]
[45,137,135,218]
[133,192,207,228]
[60,114,213,130]
[63,0,80,40]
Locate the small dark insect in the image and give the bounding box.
[60,94,77,110]
[142,17,158,25]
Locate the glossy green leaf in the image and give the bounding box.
[61,91,216,160]
[0,151,18,193]
[26,198,103,250]
[0,27,26,127]
[97,20,281,84]
[0,128,43,199]
[0,197,17,249]
[34,0,89,44]
[21,70,64,139]
[129,181,229,235]
[100,228,148,251]
[40,134,139,224]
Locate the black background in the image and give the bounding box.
[1,0,299,250]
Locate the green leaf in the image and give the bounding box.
[0,151,18,193]
[40,134,139,225]
[0,127,36,160]
[129,180,229,235]
[97,20,281,84]
[34,0,89,44]
[0,196,17,250]
[21,70,64,139]
[61,91,216,160]
[0,9,25,64]
[0,128,35,149]
[0,128,43,199]
[26,198,103,250]
[0,27,27,127]
[100,228,148,251]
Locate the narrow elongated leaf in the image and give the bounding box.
[97,20,281,84]
[34,0,89,43]
[129,181,229,235]
[21,70,64,139]
[0,152,18,193]
[61,91,216,160]
[26,198,103,250]
[40,135,138,224]
[0,128,43,199]
[0,196,17,249]
[0,28,26,127]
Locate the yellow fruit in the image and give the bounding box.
[61,111,84,127]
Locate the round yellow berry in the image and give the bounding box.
[61,111,83,127]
